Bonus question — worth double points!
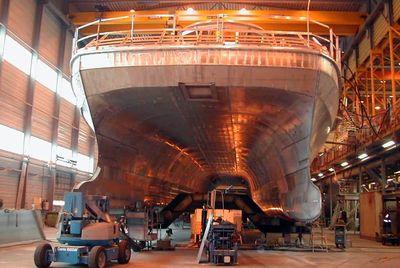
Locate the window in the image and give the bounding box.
[77,153,93,173]
[29,136,52,161]
[35,59,57,92]
[60,78,76,105]
[82,100,95,131]
[3,35,32,75]
[56,146,73,167]
[0,124,24,154]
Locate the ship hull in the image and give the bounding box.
[72,46,339,221]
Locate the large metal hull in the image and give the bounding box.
[72,45,339,221]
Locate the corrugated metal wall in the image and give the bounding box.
[394,0,400,22]
[8,0,36,46]
[39,8,61,67]
[0,2,95,209]
[0,62,28,131]
[358,34,371,65]
[373,14,388,47]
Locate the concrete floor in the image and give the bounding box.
[1,230,400,268]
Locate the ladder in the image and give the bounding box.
[310,221,328,252]
[196,212,213,263]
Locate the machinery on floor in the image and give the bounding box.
[206,220,239,265]
[34,192,131,268]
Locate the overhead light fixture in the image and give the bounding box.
[186,7,195,14]
[375,106,381,110]
[311,178,316,181]
[329,168,335,172]
[326,126,331,134]
[239,8,249,15]
[394,170,400,174]
[318,173,324,177]
[340,161,349,167]
[387,178,394,182]
[382,140,395,148]
[358,153,368,159]
[319,152,324,157]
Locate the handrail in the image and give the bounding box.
[72,12,341,65]
[311,104,400,173]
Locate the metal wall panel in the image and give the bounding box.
[78,118,91,155]
[373,14,388,47]
[0,152,21,208]
[63,32,73,76]
[8,0,36,46]
[394,0,400,22]
[58,99,74,148]
[347,51,357,79]
[358,34,371,65]
[0,62,28,130]
[24,162,49,208]
[31,83,55,141]
[39,8,61,67]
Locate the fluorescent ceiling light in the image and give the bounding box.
[328,168,334,172]
[340,161,349,167]
[318,173,323,177]
[186,7,195,14]
[382,140,395,148]
[358,153,368,159]
[239,8,249,15]
[311,178,316,181]
[394,170,400,174]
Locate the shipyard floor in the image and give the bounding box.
[1,230,400,268]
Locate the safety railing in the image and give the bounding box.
[311,105,400,172]
[72,12,341,66]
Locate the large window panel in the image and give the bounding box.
[3,35,32,75]
[77,153,93,173]
[29,136,52,161]
[0,124,24,155]
[56,146,73,167]
[35,59,57,92]
[60,78,76,105]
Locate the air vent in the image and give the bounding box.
[179,82,218,101]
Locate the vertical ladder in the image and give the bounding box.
[310,221,328,252]
[196,213,213,263]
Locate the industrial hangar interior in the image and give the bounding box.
[1,0,400,267]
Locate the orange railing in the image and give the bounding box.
[311,106,400,172]
[72,12,341,66]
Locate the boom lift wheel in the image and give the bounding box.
[118,240,131,264]
[34,243,53,268]
[89,246,107,268]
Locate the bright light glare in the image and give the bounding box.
[340,161,349,167]
[3,35,32,75]
[53,200,65,206]
[29,136,52,162]
[358,153,368,159]
[318,173,323,177]
[394,170,400,174]
[0,124,24,155]
[36,59,57,92]
[328,168,334,172]
[239,8,249,15]
[186,7,195,14]
[311,178,316,181]
[60,78,77,105]
[382,140,395,148]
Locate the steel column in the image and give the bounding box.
[16,1,46,209]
